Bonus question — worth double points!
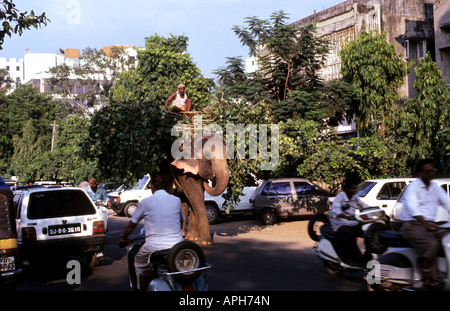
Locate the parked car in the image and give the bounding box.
[0,187,23,289]
[250,178,333,225]
[102,183,121,193]
[391,178,450,229]
[13,186,106,265]
[354,178,415,216]
[204,186,257,224]
[108,175,152,217]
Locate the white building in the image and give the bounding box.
[0,57,24,91]
[0,45,142,94]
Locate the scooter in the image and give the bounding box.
[368,227,450,291]
[120,229,211,291]
[309,206,388,277]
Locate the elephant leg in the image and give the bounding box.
[181,202,189,237]
[185,207,199,242]
[179,176,213,245]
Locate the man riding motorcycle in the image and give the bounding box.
[400,159,450,289]
[329,173,371,267]
[120,172,185,291]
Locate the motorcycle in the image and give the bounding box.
[309,206,388,277]
[120,229,211,291]
[368,226,450,291]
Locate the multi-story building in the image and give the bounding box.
[0,57,24,90]
[434,0,450,86]
[293,0,436,99]
[0,45,142,94]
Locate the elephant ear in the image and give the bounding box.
[171,158,199,175]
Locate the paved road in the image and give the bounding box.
[17,210,368,291]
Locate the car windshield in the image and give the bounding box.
[27,190,96,219]
[356,182,376,198]
[133,176,149,190]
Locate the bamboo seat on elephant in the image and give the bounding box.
[167,110,212,134]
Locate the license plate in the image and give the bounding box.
[0,256,15,272]
[48,223,82,236]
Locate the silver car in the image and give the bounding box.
[250,178,333,225]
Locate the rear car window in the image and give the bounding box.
[27,190,96,219]
[356,182,376,198]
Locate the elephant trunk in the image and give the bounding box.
[203,158,229,197]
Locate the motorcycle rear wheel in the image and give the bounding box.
[167,241,206,283]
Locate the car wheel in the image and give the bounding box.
[307,213,330,242]
[124,202,138,218]
[167,240,206,283]
[205,203,220,225]
[260,208,277,225]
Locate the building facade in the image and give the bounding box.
[293,0,436,99]
[434,0,450,86]
[0,45,142,94]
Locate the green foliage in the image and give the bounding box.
[47,47,132,114]
[340,31,407,134]
[398,53,450,166]
[83,101,176,182]
[112,34,214,110]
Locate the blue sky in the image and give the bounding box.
[1,0,343,78]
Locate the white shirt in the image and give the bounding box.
[172,92,188,109]
[131,189,185,252]
[400,178,450,222]
[330,192,370,231]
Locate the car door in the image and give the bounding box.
[376,181,407,215]
[293,181,329,215]
[259,181,294,216]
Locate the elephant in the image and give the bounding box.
[170,133,229,245]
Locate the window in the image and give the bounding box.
[262,182,292,196]
[404,40,409,59]
[441,184,449,195]
[376,182,407,200]
[294,182,316,195]
[356,182,376,198]
[417,40,427,59]
[27,190,96,219]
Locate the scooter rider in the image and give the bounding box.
[120,171,185,291]
[330,173,370,267]
[400,158,450,289]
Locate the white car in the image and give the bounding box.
[355,178,415,216]
[204,186,257,224]
[391,178,450,228]
[108,175,152,217]
[13,186,106,264]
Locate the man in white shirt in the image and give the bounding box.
[120,172,185,290]
[400,158,450,289]
[330,173,370,266]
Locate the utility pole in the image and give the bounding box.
[50,120,58,152]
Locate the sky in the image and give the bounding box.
[1,0,344,79]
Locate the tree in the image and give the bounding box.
[398,52,450,166]
[0,0,49,49]
[2,85,56,177]
[340,31,407,136]
[231,11,333,123]
[112,34,214,110]
[47,46,132,116]
[84,34,214,182]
